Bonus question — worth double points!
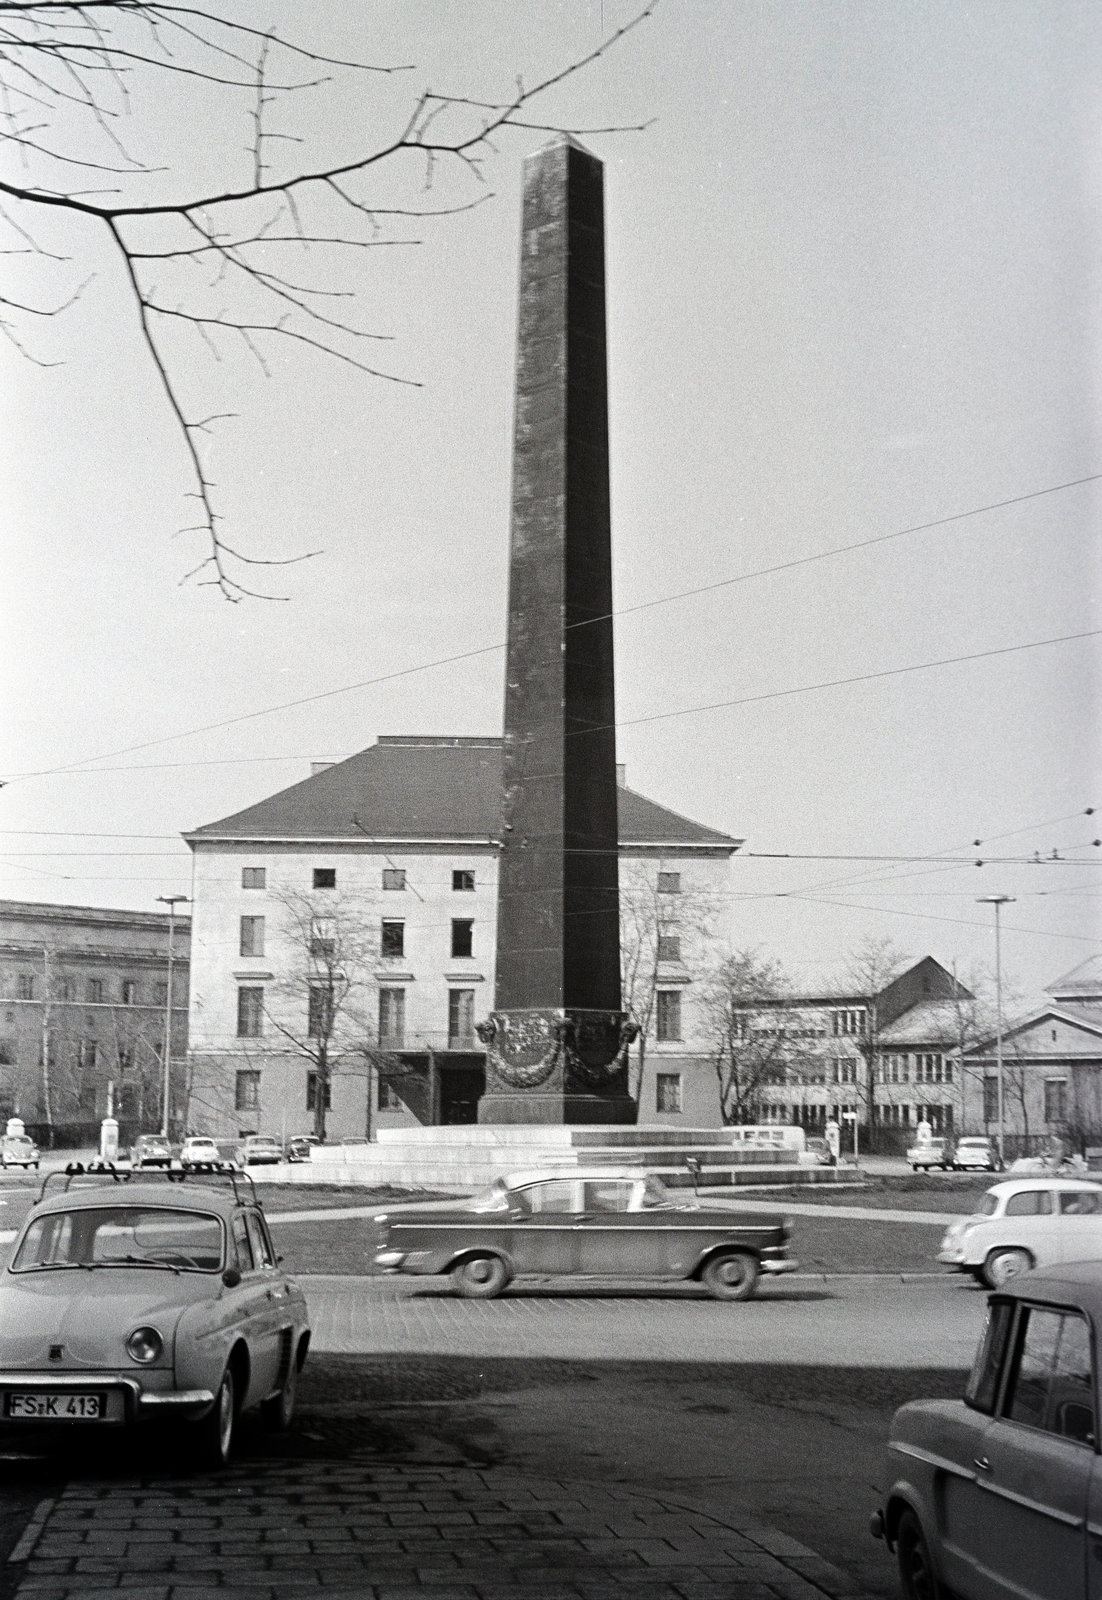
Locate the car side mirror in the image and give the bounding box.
[221,1267,242,1288]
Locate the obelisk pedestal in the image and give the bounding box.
[477,136,637,1125]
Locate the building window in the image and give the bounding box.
[235,1070,261,1112]
[379,987,405,1046]
[656,989,682,1042]
[831,1009,866,1037]
[306,1072,332,1112]
[657,935,681,963]
[916,1053,945,1084]
[307,985,332,1038]
[656,1073,683,1113]
[17,975,35,1001]
[242,867,266,890]
[448,989,475,1047]
[382,868,406,891]
[378,1078,403,1111]
[154,982,168,1006]
[86,978,103,1004]
[56,978,75,1003]
[1045,1079,1068,1124]
[657,872,681,895]
[984,1077,999,1123]
[833,1059,856,1085]
[311,935,335,961]
[452,870,475,892]
[237,986,264,1038]
[381,920,405,958]
[451,919,474,959]
[77,1039,97,1070]
[120,979,138,1006]
[313,868,336,890]
[239,915,265,958]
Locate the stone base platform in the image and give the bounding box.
[258,1125,850,1190]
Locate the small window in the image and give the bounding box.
[656,1073,683,1113]
[451,919,474,959]
[452,870,475,892]
[313,868,336,890]
[1060,1191,1102,1215]
[1005,1307,1094,1442]
[657,935,681,963]
[965,1299,1015,1413]
[56,978,75,1004]
[1045,1080,1069,1123]
[381,920,405,958]
[231,1214,254,1271]
[378,1078,404,1111]
[448,989,475,1047]
[382,868,406,891]
[657,872,681,894]
[120,979,138,1006]
[984,1078,999,1123]
[515,1180,576,1216]
[378,987,405,1046]
[235,1070,260,1112]
[245,1212,275,1269]
[306,1071,332,1112]
[1005,1190,1053,1217]
[237,986,264,1038]
[239,915,265,958]
[86,978,103,1004]
[584,1181,633,1214]
[242,867,266,890]
[656,989,682,1042]
[17,975,35,1002]
[154,982,168,1006]
[307,985,332,1038]
[78,1039,97,1070]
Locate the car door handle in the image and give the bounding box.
[973,1457,991,1471]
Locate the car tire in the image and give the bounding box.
[896,1507,942,1600]
[451,1255,509,1298]
[261,1359,297,1432]
[701,1251,760,1301]
[983,1247,1033,1289]
[194,1367,236,1468]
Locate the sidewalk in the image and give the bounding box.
[9,1459,879,1600]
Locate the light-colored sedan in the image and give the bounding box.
[0,1135,39,1170]
[907,1138,952,1171]
[872,1261,1102,1600]
[939,1177,1102,1287]
[953,1136,998,1172]
[179,1136,222,1170]
[240,1136,283,1167]
[0,1170,310,1465]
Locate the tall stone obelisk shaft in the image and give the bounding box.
[477,136,636,1124]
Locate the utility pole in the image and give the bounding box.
[977,896,1015,1168]
[157,896,188,1140]
[40,946,53,1145]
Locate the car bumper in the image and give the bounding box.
[760,1257,799,1274]
[0,1374,216,1425]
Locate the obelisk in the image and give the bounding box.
[476,136,637,1124]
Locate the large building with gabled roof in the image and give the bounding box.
[183,736,741,1141]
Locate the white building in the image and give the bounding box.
[183,736,740,1139]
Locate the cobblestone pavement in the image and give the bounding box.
[9,1459,878,1600]
[301,1273,983,1367]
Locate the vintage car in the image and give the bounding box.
[0,1135,39,1170]
[872,1260,1102,1600]
[953,1135,999,1172]
[938,1177,1102,1287]
[287,1136,319,1163]
[0,1168,309,1466]
[180,1136,222,1170]
[130,1134,173,1169]
[240,1136,283,1167]
[374,1168,797,1300]
[907,1137,953,1171]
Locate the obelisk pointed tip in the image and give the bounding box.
[527,130,601,164]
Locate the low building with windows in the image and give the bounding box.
[0,899,190,1143]
[183,736,740,1140]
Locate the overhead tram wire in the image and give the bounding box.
[4,471,1098,786]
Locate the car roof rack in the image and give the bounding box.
[37,1161,260,1206]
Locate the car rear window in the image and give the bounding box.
[1059,1191,1102,1215]
[12,1207,223,1272]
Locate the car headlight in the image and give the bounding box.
[126,1326,163,1364]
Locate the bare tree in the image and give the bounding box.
[619,861,715,1104]
[845,935,907,1133]
[701,950,810,1126]
[1,3,654,598]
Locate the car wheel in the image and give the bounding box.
[194,1367,235,1468]
[261,1359,297,1432]
[897,1508,941,1600]
[452,1255,509,1298]
[701,1251,760,1301]
[983,1247,1033,1289]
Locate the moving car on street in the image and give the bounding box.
[872,1260,1102,1600]
[0,1135,39,1170]
[907,1137,953,1171]
[240,1136,283,1167]
[938,1177,1102,1287]
[953,1135,999,1172]
[130,1134,172,1169]
[0,1167,310,1466]
[374,1167,797,1300]
[179,1137,223,1171]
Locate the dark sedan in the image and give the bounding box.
[374,1168,797,1300]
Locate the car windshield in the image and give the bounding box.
[977,1193,1000,1216]
[469,1181,509,1213]
[11,1207,224,1272]
[639,1175,675,1209]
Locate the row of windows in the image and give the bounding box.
[879,1053,954,1085]
[12,975,168,1006]
[982,1078,1070,1125]
[237,916,477,961]
[240,867,479,893]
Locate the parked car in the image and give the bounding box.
[953,1135,999,1172]
[287,1136,319,1163]
[803,1137,831,1166]
[0,1168,310,1465]
[907,1137,953,1171]
[0,1135,39,1170]
[374,1168,797,1301]
[871,1260,1102,1600]
[240,1136,283,1167]
[179,1137,223,1171]
[938,1177,1102,1287]
[130,1134,173,1169]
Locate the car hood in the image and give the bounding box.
[0,1268,216,1370]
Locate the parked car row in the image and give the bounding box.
[129,1134,321,1169]
[906,1134,1000,1171]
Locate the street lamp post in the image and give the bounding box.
[977,895,1015,1168]
[157,896,189,1139]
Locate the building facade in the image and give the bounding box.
[183,737,740,1140]
[0,899,190,1142]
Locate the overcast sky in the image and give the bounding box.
[1,0,1099,1005]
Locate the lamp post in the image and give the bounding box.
[157,896,189,1139]
[977,895,1015,1168]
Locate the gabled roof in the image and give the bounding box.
[1046,955,1102,1003]
[963,1004,1102,1055]
[184,736,740,852]
[878,999,966,1047]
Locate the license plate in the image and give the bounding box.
[5,1392,104,1420]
